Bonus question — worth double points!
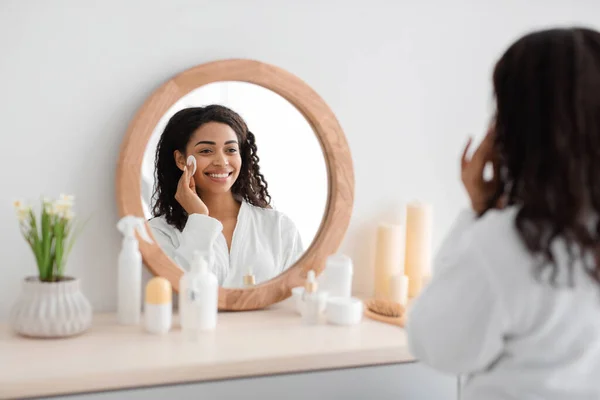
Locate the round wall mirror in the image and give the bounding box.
[116,59,353,310]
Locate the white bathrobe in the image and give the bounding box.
[148,201,304,288]
[406,207,600,400]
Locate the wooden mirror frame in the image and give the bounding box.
[116,59,354,311]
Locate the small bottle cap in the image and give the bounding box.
[304,270,318,293]
[145,277,172,305]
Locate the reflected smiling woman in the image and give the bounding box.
[148,105,303,288]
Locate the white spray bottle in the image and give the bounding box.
[116,216,153,325]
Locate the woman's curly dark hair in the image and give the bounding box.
[151,105,271,231]
[491,27,600,286]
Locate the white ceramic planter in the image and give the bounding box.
[9,276,93,338]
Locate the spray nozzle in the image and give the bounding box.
[117,216,153,243]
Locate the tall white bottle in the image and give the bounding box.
[116,216,153,325]
[182,250,218,333]
[179,250,203,335]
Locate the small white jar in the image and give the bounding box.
[144,277,172,335]
[326,296,363,326]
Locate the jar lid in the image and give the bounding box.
[326,253,353,273]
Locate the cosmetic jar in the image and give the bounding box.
[325,296,363,326]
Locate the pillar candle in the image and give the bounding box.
[404,202,432,298]
[389,274,409,307]
[374,223,405,300]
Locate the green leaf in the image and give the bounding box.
[53,218,65,278]
[27,208,44,277]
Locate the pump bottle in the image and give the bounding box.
[116,215,153,325]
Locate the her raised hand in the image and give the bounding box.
[175,160,209,216]
[461,127,505,215]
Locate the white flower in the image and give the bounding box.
[54,200,71,213]
[53,194,75,218]
[17,210,29,222]
[59,194,75,205]
[45,203,57,216]
[14,202,31,222]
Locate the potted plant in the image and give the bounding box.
[9,194,92,338]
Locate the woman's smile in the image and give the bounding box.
[204,170,234,183]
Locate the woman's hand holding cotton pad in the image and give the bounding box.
[174,155,208,216]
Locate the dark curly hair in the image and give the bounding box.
[491,27,600,286]
[151,105,271,231]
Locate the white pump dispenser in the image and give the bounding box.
[116,215,153,325]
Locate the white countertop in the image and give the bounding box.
[0,299,414,399]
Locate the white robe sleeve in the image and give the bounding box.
[149,214,223,270]
[279,215,304,273]
[405,209,509,374]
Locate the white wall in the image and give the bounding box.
[1,0,600,321]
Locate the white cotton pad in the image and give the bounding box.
[186,155,197,175]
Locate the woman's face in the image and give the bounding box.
[177,122,242,195]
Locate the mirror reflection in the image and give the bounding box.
[141,82,327,288]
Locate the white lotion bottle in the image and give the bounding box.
[180,250,218,334]
[179,257,196,334]
[116,216,153,325]
[179,250,216,336]
[195,251,219,331]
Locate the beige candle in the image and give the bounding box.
[404,202,432,298]
[373,223,405,300]
[389,274,409,307]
